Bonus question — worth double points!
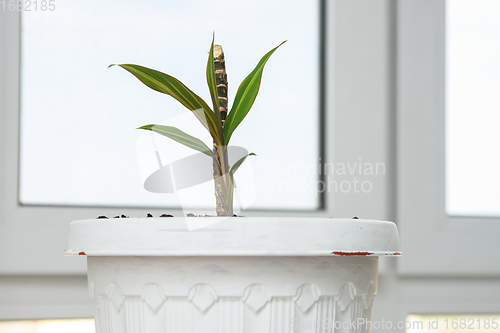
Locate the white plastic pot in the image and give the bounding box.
[65,217,400,333]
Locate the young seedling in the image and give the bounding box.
[110,36,285,216]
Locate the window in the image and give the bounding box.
[397,0,500,276]
[445,0,500,217]
[19,0,323,211]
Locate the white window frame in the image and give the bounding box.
[397,0,500,276]
[0,1,395,320]
[373,1,500,329]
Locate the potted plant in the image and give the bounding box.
[65,36,401,333]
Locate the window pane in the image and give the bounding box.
[20,0,321,211]
[446,0,500,216]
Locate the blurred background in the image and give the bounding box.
[1,0,499,332]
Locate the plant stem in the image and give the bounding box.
[213,45,233,216]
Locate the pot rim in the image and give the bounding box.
[64,217,401,257]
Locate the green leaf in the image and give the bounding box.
[111,63,223,146]
[230,153,256,177]
[224,41,286,145]
[138,124,215,158]
[206,33,221,121]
